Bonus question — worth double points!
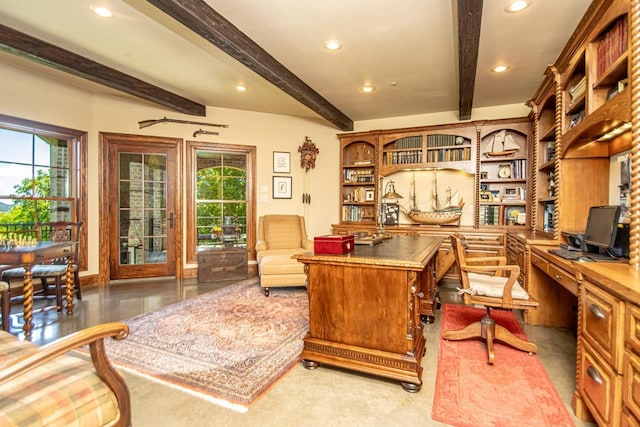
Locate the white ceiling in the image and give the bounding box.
[0,0,592,127]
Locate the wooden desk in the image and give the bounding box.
[0,241,77,337]
[295,235,441,392]
[528,245,583,328]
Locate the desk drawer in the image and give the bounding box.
[580,341,621,427]
[547,263,578,296]
[530,252,548,274]
[626,304,640,355]
[623,350,640,422]
[582,281,624,369]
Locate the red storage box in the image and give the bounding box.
[314,234,355,255]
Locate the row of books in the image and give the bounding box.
[426,134,468,148]
[597,16,628,79]
[390,135,422,149]
[343,186,375,203]
[343,168,374,183]
[384,150,423,165]
[569,76,586,102]
[426,147,471,163]
[505,160,527,179]
[342,205,375,222]
[479,205,503,226]
[479,205,526,226]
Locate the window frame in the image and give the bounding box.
[0,113,88,272]
[186,140,256,264]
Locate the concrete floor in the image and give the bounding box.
[9,277,595,427]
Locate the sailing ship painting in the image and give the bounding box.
[483,130,519,157]
[401,171,464,225]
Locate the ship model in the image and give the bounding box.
[402,171,464,225]
[484,129,519,157]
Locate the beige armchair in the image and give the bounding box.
[256,215,313,296]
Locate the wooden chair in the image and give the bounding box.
[2,221,83,313]
[443,233,538,364]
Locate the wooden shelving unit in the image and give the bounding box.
[336,118,530,232]
[478,119,531,229]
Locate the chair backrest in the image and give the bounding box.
[36,222,83,265]
[450,234,472,296]
[257,215,307,250]
[37,221,83,243]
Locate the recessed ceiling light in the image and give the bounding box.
[93,6,112,17]
[505,0,531,13]
[491,65,509,73]
[324,40,342,51]
[235,84,248,92]
[361,84,376,94]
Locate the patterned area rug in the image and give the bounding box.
[432,304,574,427]
[103,277,308,412]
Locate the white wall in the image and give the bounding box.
[0,62,340,274]
[0,61,533,274]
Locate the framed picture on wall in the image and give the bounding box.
[273,151,290,173]
[273,176,292,199]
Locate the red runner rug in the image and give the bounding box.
[432,304,574,427]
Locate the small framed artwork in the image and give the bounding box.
[365,189,375,202]
[480,191,492,201]
[273,176,292,199]
[382,203,399,225]
[273,151,290,173]
[490,190,502,201]
[503,187,519,200]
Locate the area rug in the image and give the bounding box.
[432,304,574,427]
[101,277,308,412]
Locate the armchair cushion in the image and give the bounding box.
[0,332,120,427]
[466,272,529,300]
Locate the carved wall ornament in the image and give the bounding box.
[298,136,319,172]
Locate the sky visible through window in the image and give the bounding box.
[0,128,51,196]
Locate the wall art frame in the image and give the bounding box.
[273,151,290,173]
[273,176,292,199]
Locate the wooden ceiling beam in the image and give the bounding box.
[457,0,483,121]
[0,24,206,116]
[145,0,354,131]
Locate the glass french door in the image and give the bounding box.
[108,141,177,280]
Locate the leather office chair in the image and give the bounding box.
[443,233,538,364]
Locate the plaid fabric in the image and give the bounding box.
[0,331,120,427]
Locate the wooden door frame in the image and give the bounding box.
[99,132,183,283]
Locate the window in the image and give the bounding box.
[0,114,87,269]
[186,141,256,264]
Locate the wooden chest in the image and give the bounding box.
[198,248,248,282]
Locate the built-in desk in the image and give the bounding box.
[528,245,582,328]
[528,245,640,425]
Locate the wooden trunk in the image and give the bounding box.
[197,248,247,283]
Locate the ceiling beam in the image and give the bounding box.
[145,0,354,131]
[457,0,483,121]
[0,24,206,116]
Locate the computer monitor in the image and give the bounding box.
[583,205,621,254]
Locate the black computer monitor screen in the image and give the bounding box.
[583,205,621,250]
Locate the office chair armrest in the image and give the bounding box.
[462,264,520,307]
[464,255,507,265]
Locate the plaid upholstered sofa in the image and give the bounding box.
[0,322,131,426]
[255,215,313,297]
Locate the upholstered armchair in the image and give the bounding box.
[255,215,313,296]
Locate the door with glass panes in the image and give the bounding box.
[108,139,178,279]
